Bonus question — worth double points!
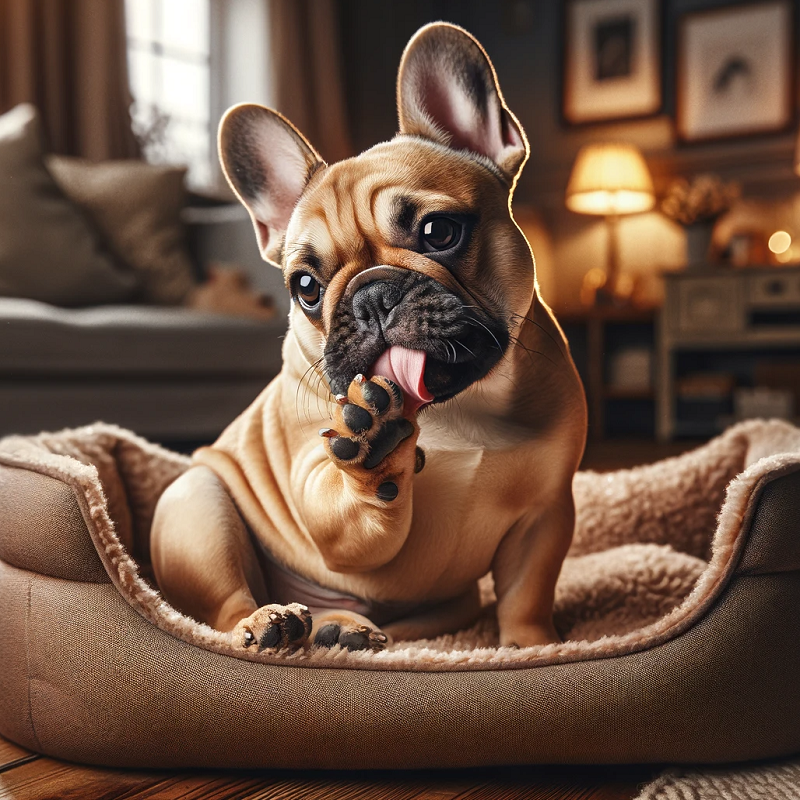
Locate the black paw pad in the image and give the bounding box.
[362,382,390,414]
[315,624,341,648]
[377,481,398,501]
[343,403,372,434]
[414,447,425,473]
[284,614,307,643]
[383,380,404,407]
[339,630,370,651]
[363,418,414,469]
[330,436,360,460]
[259,623,281,650]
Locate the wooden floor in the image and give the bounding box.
[0,438,691,800]
[0,735,659,799]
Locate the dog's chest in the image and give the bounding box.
[385,447,516,589]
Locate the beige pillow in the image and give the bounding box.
[0,104,138,306]
[47,156,197,305]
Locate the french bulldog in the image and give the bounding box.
[150,22,587,653]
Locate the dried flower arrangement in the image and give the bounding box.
[661,174,740,226]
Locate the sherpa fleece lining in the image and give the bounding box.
[0,419,798,672]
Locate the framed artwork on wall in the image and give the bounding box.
[562,0,662,125]
[676,1,794,143]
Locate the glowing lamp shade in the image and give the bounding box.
[566,143,655,216]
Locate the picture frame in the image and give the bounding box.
[676,1,794,143]
[562,0,662,125]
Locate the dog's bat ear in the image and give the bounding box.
[397,23,528,183]
[218,104,324,267]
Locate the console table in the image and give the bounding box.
[657,267,800,440]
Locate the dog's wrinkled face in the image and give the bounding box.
[219,23,533,405]
[283,138,533,401]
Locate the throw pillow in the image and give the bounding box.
[47,156,197,305]
[0,104,139,306]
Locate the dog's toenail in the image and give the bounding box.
[414,447,426,473]
[354,374,366,384]
[335,394,348,405]
[319,427,337,438]
[372,632,388,642]
[259,624,282,650]
[243,630,255,647]
[315,623,341,647]
[377,481,398,501]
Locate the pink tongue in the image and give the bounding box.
[370,347,433,412]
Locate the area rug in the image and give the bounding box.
[636,757,800,799]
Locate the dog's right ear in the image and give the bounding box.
[397,23,528,184]
[219,104,324,267]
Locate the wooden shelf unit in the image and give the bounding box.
[559,307,657,441]
[657,266,800,441]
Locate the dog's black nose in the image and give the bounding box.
[352,280,404,328]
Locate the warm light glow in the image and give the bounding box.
[566,143,655,216]
[768,230,791,254]
[580,267,607,306]
[775,242,800,264]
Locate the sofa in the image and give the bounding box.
[0,103,287,446]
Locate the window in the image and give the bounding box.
[125,0,212,188]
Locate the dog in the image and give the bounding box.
[150,22,587,653]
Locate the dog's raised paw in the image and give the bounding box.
[234,603,312,652]
[313,620,389,652]
[320,375,417,481]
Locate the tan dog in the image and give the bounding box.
[151,23,586,653]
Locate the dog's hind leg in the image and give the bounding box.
[150,465,310,650]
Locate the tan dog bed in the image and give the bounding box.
[0,419,799,768]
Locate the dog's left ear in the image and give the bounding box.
[397,23,528,183]
[218,104,324,267]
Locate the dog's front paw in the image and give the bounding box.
[319,375,423,500]
[233,603,312,652]
[312,611,390,652]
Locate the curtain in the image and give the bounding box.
[0,0,139,160]
[268,0,353,164]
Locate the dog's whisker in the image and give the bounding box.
[454,339,475,358]
[296,358,324,431]
[297,357,328,430]
[466,316,503,352]
[510,312,567,359]
[509,335,558,368]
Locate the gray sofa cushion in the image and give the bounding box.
[0,298,286,376]
[47,157,197,306]
[0,105,138,306]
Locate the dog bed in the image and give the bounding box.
[0,419,799,768]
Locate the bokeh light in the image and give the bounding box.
[768,230,791,254]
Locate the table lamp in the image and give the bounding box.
[566,142,655,305]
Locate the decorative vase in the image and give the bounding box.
[685,220,715,269]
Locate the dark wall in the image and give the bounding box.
[339,0,800,210]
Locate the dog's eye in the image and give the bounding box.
[421,217,461,252]
[295,273,321,310]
